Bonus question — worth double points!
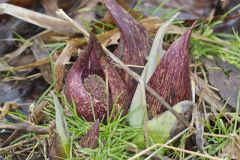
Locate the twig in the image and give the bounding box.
[127,147,161,160]
[200,132,230,138]
[56,9,190,127]
[2,73,42,82]
[0,123,48,134]
[129,143,223,160]
[157,144,223,160]
[1,130,22,147]
[0,123,48,147]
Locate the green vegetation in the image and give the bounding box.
[1,1,240,160]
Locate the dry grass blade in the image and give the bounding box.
[141,17,230,47]
[0,136,41,153]
[3,40,32,62]
[2,30,50,62]
[128,127,191,159]
[0,3,75,35]
[129,143,224,160]
[56,9,190,127]
[0,58,50,72]
[100,17,231,48]
[2,73,41,82]
[145,127,190,160]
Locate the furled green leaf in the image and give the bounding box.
[147,101,193,144]
[51,91,70,158]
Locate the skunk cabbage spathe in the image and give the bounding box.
[103,0,152,99]
[146,27,193,119]
[64,33,128,121]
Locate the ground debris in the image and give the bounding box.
[201,58,240,110]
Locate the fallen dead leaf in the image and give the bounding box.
[201,58,240,110]
[190,72,225,112]
[140,0,218,18]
